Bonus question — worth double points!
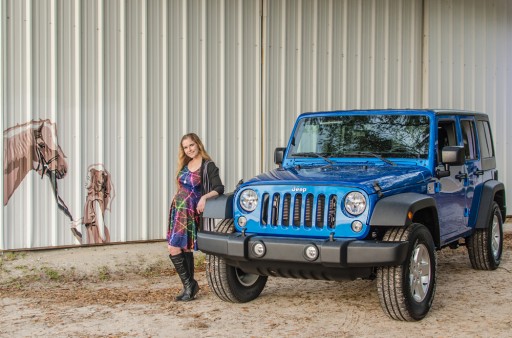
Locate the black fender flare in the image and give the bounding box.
[474,180,506,229]
[369,192,440,245]
[203,192,234,219]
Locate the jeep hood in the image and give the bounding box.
[244,164,431,195]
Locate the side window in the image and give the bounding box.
[477,121,494,159]
[437,120,457,163]
[461,120,477,160]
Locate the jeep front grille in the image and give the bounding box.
[260,192,337,228]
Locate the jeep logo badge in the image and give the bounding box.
[292,187,307,193]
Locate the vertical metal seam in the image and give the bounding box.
[200,0,209,137]
[141,0,148,239]
[356,0,362,108]
[409,0,415,108]
[119,0,126,241]
[296,0,302,115]
[327,0,333,110]
[219,0,225,174]
[383,0,389,108]
[162,0,168,238]
[182,0,187,132]
[73,0,82,243]
[470,1,475,109]
[0,0,4,249]
[279,0,285,143]
[97,0,104,164]
[201,0,206,138]
[436,0,441,107]
[257,0,263,173]
[448,0,453,108]
[341,0,347,109]
[51,0,57,246]
[237,0,243,179]
[260,0,266,172]
[312,0,318,109]
[26,0,33,248]
[421,0,429,108]
[459,2,465,108]
[370,0,376,108]
[396,0,403,106]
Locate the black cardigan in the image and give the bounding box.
[200,159,224,196]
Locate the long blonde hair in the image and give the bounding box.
[176,133,212,184]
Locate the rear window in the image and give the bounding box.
[477,121,494,159]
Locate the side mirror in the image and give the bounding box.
[441,146,465,166]
[274,147,286,166]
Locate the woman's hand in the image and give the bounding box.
[197,196,207,213]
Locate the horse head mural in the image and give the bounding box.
[3,119,82,243]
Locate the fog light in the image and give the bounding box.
[352,220,363,233]
[304,244,319,261]
[253,242,266,257]
[238,216,247,227]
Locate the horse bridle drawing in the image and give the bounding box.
[33,122,83,243]
[33,125,61,179]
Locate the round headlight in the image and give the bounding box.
[344,191,366,216]
[240,189,258,212]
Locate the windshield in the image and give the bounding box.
[289,114,430,159]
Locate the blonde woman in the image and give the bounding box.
[167,133,224,301]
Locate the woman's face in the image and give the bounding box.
[182,138,200,160]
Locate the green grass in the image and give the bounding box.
[41,267,61,281]
[1,251,27,262]
[98,266,111,281]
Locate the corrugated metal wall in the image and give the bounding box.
[262,0,424,167]
[2,0,511,250]
[1,0,262,250]
[423,0,512,210]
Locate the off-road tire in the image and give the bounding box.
[205,219,268,303]
[467,201,503,270]
[377,223,437,321]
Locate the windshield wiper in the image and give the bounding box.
[292,152,335,165]
[336,151,396,166]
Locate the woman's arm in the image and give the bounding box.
[196,190,219,213]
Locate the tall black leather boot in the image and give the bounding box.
[170,253,199,302]
[184,251,195,281]
[169,254,187,301]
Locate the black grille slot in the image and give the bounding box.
[328,195,337,228]
[293,194,302,226]
[282,193,291,226]
[259,191,337,228]
[271,194,280,225]
[261,193,269,225]
[316,194,325,227]
[304,194,314,227]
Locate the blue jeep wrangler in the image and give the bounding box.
[198,109,506,321]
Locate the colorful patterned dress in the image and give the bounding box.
[167,166,202,250]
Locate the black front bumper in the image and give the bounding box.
[197,231,409,280]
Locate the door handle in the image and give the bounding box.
[455,172,468,181]
[474,169,485,176]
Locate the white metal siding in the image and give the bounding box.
[423,0,512,210]
[2,0,512,250]
[262,0,424,168]
[1,0,262,249]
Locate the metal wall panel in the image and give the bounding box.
[262,0,424,169]
[2,0,512,250]
[423,0,512,215]
[1,0,262,250]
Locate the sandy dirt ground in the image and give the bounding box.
[1,225,512,338]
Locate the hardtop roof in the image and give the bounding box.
[299,108,488,119]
